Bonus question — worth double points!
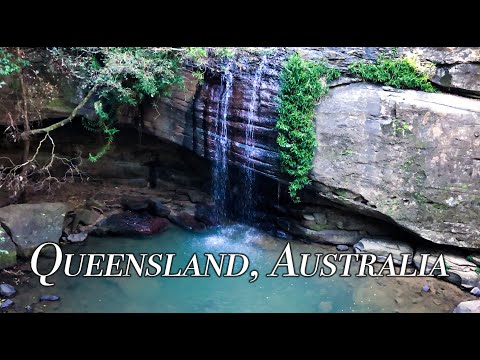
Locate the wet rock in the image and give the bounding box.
[414,247,480,289]
[336,245,349,251]
[278,219,362,245]
[93,211,171,236]
[121,197,150,212]
[40,295,60,301]
[0,299,13,309]
[169,212,206,232]
[471,287,480,297]
[0,284,16,297]
[194,204,219,226]
[353,238,413,265]
[0,203,67,258]
[0,226,16,270]
[71,208,102,231]
[148,198,170,217]
[67,232,88,243]
[186,189,208,203]
[422,285,430,292]
[453,300,480,313]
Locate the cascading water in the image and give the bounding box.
[212,61,234,221]
[242,54,269,222]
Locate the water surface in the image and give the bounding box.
[8,224,468,313]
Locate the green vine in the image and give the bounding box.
[348,52,436,92]
[88,127,119,163]
[277,53,340,202]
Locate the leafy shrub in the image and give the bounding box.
[348,53,436,92]
[277,53,340,202]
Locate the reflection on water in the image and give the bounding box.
[13,224,467,313]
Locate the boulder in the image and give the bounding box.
[353,238,413,265]
[453,300,480,313]
[148,198,170,217]
[120,197,150,212]
[471,287,480,297]
[413,247,480,289]
[430,63,480,98]
[336,245,349,251]
[93,211,170,236]
[312,83,480,249]
[0,226,16,270]
[185,189,208,203]
[0,299,13,309]
[0,203,67,258]
[0,284,16,297]
[71,208,102,231]
[169,212,206,232]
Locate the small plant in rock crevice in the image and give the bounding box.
[348,52,437,92]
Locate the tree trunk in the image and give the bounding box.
[17,47,29,203]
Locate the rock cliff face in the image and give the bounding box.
[312,83,480,248]
[142,51,287,178]
[1,47,479,250]
[141,47,480,249]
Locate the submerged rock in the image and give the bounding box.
[93,211,170,236]
[25,305,33,313]
[0,226,16,270]
[336,245,349,251]
[169,212,206,232]
[413,247,480,289]
[453,300,480,313]
[0,299,13,309]
[0,203,67,258]
[0,284,16,297]
[67,232,89,243]
[353,238,413,265]
[40,295,60,301]
[422,285,430,292]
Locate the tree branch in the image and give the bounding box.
[21,85,98,139]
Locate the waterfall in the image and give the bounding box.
[242,54,268,222]
[212,61,234,221]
